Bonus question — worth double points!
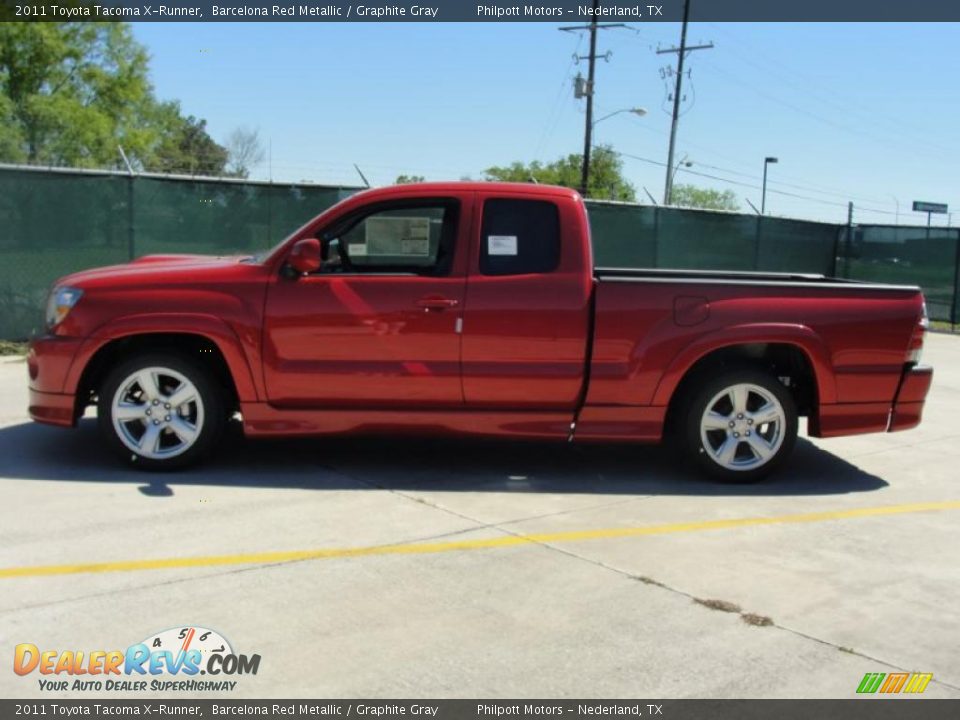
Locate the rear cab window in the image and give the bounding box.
[480,198,561,276]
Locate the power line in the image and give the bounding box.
[703,23,960,158]
[534,32,584,161]
[615,150,898,215]
[696,56,957,167]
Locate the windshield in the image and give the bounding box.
[245,194,357,264]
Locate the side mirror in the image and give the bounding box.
[287,238,321,275]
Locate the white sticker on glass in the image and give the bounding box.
[488,235,518,255]
[348,243,368,256]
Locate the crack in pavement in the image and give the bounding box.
[350,478,960,695]
[3,465,958,695]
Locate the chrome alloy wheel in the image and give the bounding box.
[110,366,205,460]
[699,382,786,472]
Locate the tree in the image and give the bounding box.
[0,22,228,174]
[395,174,426,184]
[150,108,228,176]
[225,126,265,179]
[484,144,636,202]
[671,184,740,212]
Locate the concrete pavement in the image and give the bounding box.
[0,335,958,698]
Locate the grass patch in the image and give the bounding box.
[0,340,28,356]
[741,613,774,627]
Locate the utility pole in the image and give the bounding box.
[580,2,599,198]
[560,7,623,198]
[657,0,712,205]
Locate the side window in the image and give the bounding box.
[480,199,561,276]
[323,202,456,275]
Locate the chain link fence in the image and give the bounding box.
[1,165,957,339]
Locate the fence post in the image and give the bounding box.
[830,226,841,277]
[952,229,960,329]
[127,174,135,261]
[267,179,273,248]
[652,205,661,268]
[842,201,854,278]
[753,215,762,271]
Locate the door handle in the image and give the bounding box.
[416,296,459,311]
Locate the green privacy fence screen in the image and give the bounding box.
[0,167,355,339]
[1,165,958,338]
[835,224,960,326]
[586,201,842,274]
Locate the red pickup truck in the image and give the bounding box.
[28,182,932,481]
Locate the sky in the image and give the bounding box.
[132,21,960,225]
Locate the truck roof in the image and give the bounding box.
[348,181,582,202]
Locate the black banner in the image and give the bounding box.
[2,700,960,719]
[3,0,960,22]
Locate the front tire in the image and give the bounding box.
[683,367,798,482]
[98,353,225,470]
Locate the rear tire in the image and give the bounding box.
[97,353,225,471]
[682,367,797,482]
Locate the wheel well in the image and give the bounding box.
[74,333,240,419]
[663,343,818,437]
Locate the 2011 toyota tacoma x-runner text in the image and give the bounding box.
[28,182,933,480]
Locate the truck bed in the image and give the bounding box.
[594,266,921,292]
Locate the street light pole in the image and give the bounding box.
[584,107,647,199]
[761,156,778,215]
[592,107,647,128]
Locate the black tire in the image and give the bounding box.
[682,367,798,482]
[97,352,225,471]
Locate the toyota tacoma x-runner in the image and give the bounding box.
[28,182,933,481]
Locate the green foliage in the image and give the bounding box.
[484,144,636,202]
[0,340,28,356]
[0,22,227,175]
[671,184,740,212]
[395,174,426,184]
[151,109,228,176]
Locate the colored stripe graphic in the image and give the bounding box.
[857,673,886,694]
[903,673,933,694]
[857,672,933,694]
[880,672,909,693]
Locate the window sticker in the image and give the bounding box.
[348,243,368,256]
[487,235,518,256]
[365,216,432,256]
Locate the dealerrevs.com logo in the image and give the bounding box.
[14,626,261,692]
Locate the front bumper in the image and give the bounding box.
[28,388,76,427]
[889,364,933,432]
[27,335,83,427]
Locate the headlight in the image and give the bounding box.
[45,286,84,329]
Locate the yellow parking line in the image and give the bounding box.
[2,500,959,580]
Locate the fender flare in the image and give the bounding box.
[64,313,260,401]
[650,323,836,407]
